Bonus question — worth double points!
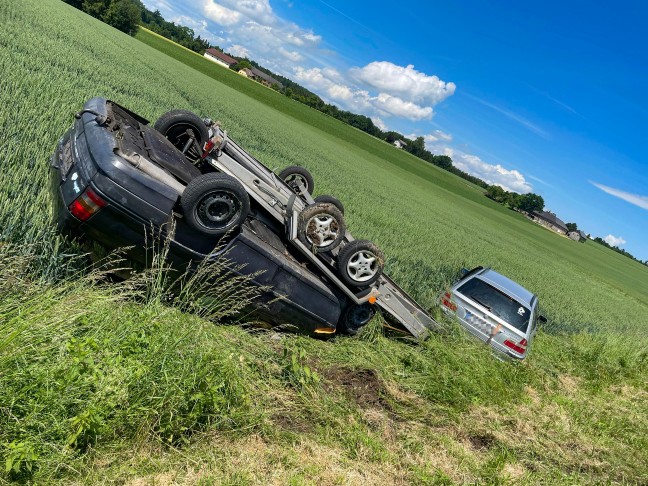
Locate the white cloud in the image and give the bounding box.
[373,93,433,120]
[604,234,626,247]
[440,148,533,193]
[203,1,241,25]
[350,62,456,104]
[218,0,274,25]
[371,117,387,131]
[423,129,452,144]
[591,182,648,211]
[278,47,303,62]
[293,68,434,120]
[228,44,249,57]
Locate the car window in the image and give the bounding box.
[457,278,531,332]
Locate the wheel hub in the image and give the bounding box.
[198,192,238,227]
[346,251,378,282]
[306,214,339,247]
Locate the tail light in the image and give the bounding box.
[504,338,528,354]
[442,292,457,312]
[202,139,215,159]
[69,187,107,221]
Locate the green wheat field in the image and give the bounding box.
[0,0,646,483]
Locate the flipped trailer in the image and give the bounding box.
[157,110,439,339]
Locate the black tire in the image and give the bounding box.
[314,195,344,215]
[154,109,210,161]
[278,165,314,195]
[336,240,384,287]
[338,303,377,335]
[298,203,345,252]
[181,173,250,236]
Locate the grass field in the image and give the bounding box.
[1,0,647,484]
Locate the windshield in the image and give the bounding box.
[457,277,531,332]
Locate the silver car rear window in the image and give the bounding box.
[457,277,531,332]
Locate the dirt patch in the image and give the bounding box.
[321,366,384,409]
[467,433,497,451]
[272,412,313,434]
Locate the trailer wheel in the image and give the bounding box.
[314,194,344,215]
[338,303,376,335]
[182,173,250,236]
[336,240,384,287]
[278,165,314,195]
[154,110,210,162]
[298,203,345,252]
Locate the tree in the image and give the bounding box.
[433,155,453,170]
[82,0,110,19]
[566,222,578,232]
[62,0,84,8]
[517,193,544,212]
[103,0,141,35]
[486,185,507,202]
[231,60,252,72]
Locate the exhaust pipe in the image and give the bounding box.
[116,150,186,194]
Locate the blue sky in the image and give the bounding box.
[142,0,648,261]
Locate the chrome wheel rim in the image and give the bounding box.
[305,213,339,247]
[346,250,378,282]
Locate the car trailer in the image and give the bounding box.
[153,110,440,339]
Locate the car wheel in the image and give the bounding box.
[314,194,344,215]
[336,240,384,287]
[278,165,314,195]
[338,303,376,335]
[181,173,250,236]
[298,203,345,252]
[154,109,210,162]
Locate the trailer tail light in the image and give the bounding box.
[202,139,215,159]
[504,338,528,354]
[69,187,107,221]
[442,292,457,312]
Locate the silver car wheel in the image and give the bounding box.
[346,250,378,282]
[305,213,339,247]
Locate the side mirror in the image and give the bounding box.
[460,267,469,276]
[538,315,547,323]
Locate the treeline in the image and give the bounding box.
[485,185,545,212]
[591,237,648,266]
[140,8,212,52]
[63,0,216,53]
[62,0,142,35]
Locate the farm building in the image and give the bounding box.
[204,48,237,68]
[248,68,283,88]
[568,230,588,242]
[237,67,283,88]
[394,140,407,149]
[531,210,569,235]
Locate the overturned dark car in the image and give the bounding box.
[50,98,437,337]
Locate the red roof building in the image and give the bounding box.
[204,48,237,67]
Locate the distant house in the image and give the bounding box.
[204,48,237,68]
[394,140,407,149]
[568,230,588,242]
[238,68,254,77]
[248,67,283,88]
[531,210,569,235]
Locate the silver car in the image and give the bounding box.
[440,267,546,360]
